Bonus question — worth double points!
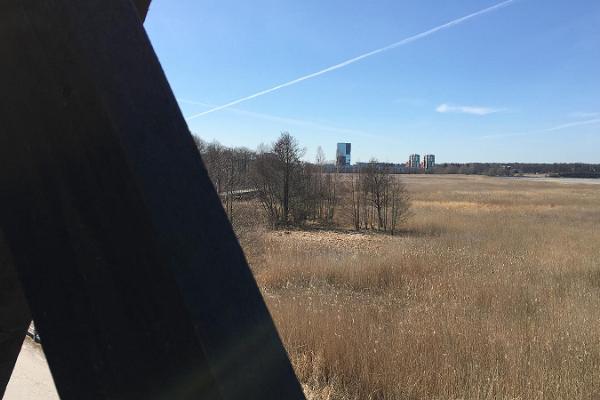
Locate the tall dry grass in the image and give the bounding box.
[242,175,600,399]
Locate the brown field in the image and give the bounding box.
[241,175,600,400]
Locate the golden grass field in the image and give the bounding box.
[240,175,600,400]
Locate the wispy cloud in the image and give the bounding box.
[185,0,516,120]
[482,118,600,139]
[179,99,374,137]
[569,111,600,118]
[436,103,504,115]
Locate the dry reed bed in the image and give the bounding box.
[243,175,600,399]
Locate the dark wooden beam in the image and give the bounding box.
[0,1,304,399]
[0,235,31,398]
[133,0,152,21]
[0,1,150,393]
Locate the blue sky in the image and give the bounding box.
[145,0,600,163]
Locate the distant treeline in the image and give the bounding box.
[430,163,600,178]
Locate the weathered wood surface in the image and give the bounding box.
[1,1,154,394]
[133,0,151,20]
[0,0,304,399]
[0,236,31,398]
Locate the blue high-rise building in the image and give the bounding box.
[336,143,351,166]
[423,154,436,170]
[408,154,420,169]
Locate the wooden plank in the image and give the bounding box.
[133,0,151,21]
[0,235,31,398]
[1,3,152,390]
[0,1,304,399]
[0,4,221,398]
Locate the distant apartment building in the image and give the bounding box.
[408,154,420,169]
[336,143,351,166]
[423,154,435,170]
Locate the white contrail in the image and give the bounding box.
[482,118,600,139]
[186,0,516,121]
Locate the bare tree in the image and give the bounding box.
[314,147,326,220]
[201,141,227,193]
[272,132,304,224]
[350,168,361,230]
[323,171,338,223]
[251,150,281,226]
[193,135,206,154]
[350,160,410,234]
[221,147,253,224]
[195,137,254,225]
[315,146,326,166]
[389,179,410,235]
[362,160,391,230]
[250,132,306,226]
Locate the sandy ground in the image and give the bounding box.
[4,338,58,400]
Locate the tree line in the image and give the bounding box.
[194,132,410,234]
[432,162,600,177]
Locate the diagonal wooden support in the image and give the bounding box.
[0,3,152,396]
[0,0,305,399]
[133,0,152,21]
[0,234,31,398]
[0,2,151,393]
